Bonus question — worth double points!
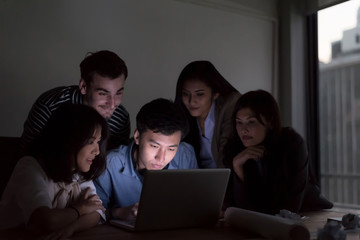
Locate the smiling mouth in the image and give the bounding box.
[100,106,113,111]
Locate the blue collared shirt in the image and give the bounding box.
[197,101,216,168]
[94,141,198,209]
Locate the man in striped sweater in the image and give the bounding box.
[20,50,130,155]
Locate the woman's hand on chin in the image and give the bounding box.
[232,146,265,180]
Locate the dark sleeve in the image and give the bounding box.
[20,87,73,156]
[223,158,264,211]
[20,93,55,156]
[281,128,308,213]
[107,105,131,150]
[223,169,247,210]
[215,92,241,167]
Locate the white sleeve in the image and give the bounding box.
[80,180,106,222]
[80,180,97,195]
[14,157,53,224]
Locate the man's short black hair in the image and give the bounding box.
[136,98,188,139]
[80,50,128,85]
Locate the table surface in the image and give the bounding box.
[70,208,360,240]
[1,208,359,240]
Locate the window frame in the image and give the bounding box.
[306,13,321,184]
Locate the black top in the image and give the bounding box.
[225,127,332,214]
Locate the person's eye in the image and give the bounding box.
[249,120,258,125]
[196,93,204,97]
[182,92,189,97]
[99,92,107,96]
[236,121,243,125]
[168,147,176,152]
[150,144,159,149]
[116,91,123,96]
[88,140,94,145]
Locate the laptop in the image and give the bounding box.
[110,168,230,231]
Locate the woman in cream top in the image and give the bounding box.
[0,104,108,239]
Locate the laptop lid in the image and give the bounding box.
[110,168,230,231]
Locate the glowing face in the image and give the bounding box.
[235,108,268,147]
[76,126,102,173]
[80,73,125,119]
[181,79,218,120]
[134,129,181,170]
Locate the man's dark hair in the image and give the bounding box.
[80,50,128,85]
[136,98,188,139]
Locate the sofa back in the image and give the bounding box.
[0,137,21,198]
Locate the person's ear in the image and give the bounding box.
[134,129,140,145]
[213,92,220,100]
[79,79,87,95]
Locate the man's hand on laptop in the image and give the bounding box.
[111,203,139,220]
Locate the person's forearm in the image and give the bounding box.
[233,165,245,181]
[286,169,308,213]
[110,207,123,219]
[287,141,308,213]
[110,205,137,220]
[28,206,81,233]
[29,207,101,235]
[71,211,100,233]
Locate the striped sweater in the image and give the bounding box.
[20,86,130,154]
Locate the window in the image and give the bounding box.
[318,0,360,208]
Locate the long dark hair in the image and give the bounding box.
[174,61,238,162]
[223,90,281,166]
[33,104,108,183]
[175,60,237,101]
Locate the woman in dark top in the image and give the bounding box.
[223,90,332,214]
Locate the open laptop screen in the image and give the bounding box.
[110,168,230,231]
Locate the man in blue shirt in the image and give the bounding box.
[94,98,198,220]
